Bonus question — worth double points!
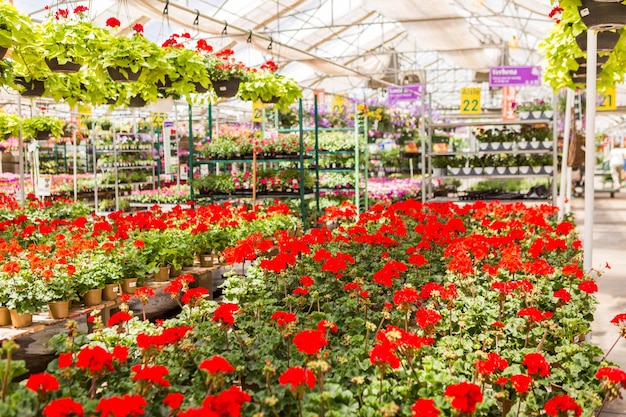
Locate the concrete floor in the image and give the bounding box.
[571,191,626,415]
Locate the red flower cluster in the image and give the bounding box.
[411,398,440,417]
[181,287,209,304]
[95,394,147,417]
[517,307,553,322]
[293,329,328,355]
[199,355,235,374]
[544,394,582,417]
[415,308,442,329]
[26,372,60,393]
[212,303,239,326]
[43,397,84,417]
[136,326,193,349]
[596,366,626,387]
[475,352,508,376]
[522,352,551,377]
[278,366,316,391]
[131,364,171,387]
[76,345,114,374]
[373,259,407,287]
[444,381,483,413]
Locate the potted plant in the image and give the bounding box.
[0,262,47,327]
[42,263,79,319]
[72,253,112,306]
[22,116,65,140]
[159,34,211,97]
[39,6,108,73]
[0,2,35,58]
[204,48,251,97]
[99,20,167,84]
[0,113,19,140]
[238,61,302,110]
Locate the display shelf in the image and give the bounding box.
[426,118,552,129]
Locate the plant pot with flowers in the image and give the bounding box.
[72,253,117,306]
[205,48,251,98]
[158,33,211,98]
[99,19,167,84]
[0,2,35,59]
[0,261,47,328]
[238,61,302,111]
[39,6,108,73]
[41,263,80,320]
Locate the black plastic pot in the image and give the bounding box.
[14,77,46,97]
[45,58,81,73]
[576,31,620,52]
[0,47,7,60]
[211,78,241,98]
[128,95,147,108]
[578,0,626,30]
[575,55,610,67]
[107,66,142,82]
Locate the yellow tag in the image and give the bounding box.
[252,101,267,122]
[151,112,165,125]
[331,94,347,115]
[460,87,481,114]
[597,88,616,111]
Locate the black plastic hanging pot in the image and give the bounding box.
[575,55,609,67]
[45,58,81,73]
[576,31,620,52]
[578,0,626,30]
[14,77,46,97]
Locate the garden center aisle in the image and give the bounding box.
[572,193,626,415]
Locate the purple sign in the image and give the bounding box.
[489,66,542,87]
[387,84,425,103]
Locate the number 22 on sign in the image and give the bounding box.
[461,87,481,115]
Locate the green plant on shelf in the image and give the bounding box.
[318,131,360,152]
[22,116,65,139]
[520,125,552,142]
[193,174,236,195]
[320,172,356,189]
[475,127,519,143]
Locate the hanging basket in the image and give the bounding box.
[194,82,209,93]
[156,75,173,89]
[45,58,81,73]
[211,78,241,98]
[14,77,46,97]
[107,66,142,82]
[128,95,147,108]
[261,96,281,104]
[575,55,609,67]
[578,0,626,31]
[576,31,620,52]
[0,47,7,60]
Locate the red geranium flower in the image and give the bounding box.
[95,394,147,417]
[544,394,582,417]
[293,329,327,355]
[181,287,209,304]
[411,398,440,417]
[201,385,251,416]
[278,366,316,391]
[510,374,533,393]
[131,364,171,387]
[475,352,508,376]
[299,275,314,287]
[58,352,73,368]
[162,392,185,409]
[212,303,239,326]
[578,280,598,294]
[76,345,114,374]
[522,352,551,377]
[517,307,553,322]
[112,345,129,362]
[108,311,132,327]
[199,355,235,374]
[43,397,84,417]
[611,313,626,326]
[270,311,297,326]
[25,372,60,393]
[444,381,483,413]
[596,366,626,386]
[415,308,442,329]
[106,17,121,28]
[132,23,144,33]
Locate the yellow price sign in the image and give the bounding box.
[597,88,616,111]
[252,101,268,122]
[331,94,347,115]
[151,112,165,125]
[461,87,481,114]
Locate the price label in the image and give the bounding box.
[331,94,347,115]
[151,112,165,125]
[461,87,481,114]
[597,88,616,111]
[252,101,267,122]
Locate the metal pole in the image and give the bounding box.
[584,29,597,272]
[298,99,306,227]
[421,93,428,203]
[17,94,25,207]
[364,114,369,212]
[558,89,574,220]
[73,124,77,202]
[92,125,98,212]
[113,124,119,212]
[175,104,180,188]
[314,95,320,215]
[188,104,194,201]
[354,102,360,216]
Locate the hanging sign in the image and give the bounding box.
[332,94,347,115]
[460,87,481,115]
[501,86,517,121]
[252,101,267,122]
[489,66,542,87]
[597,88,616,111]
[151,112,166,126]
[387,84,424,103]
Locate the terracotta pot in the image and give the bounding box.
[103,283,120,301]
[0,307,11,326]
[107,66,142,82]
[121,278,138,294]
[211,78,241,98]
[9,310,32,328]
[48,300,70,319]
[45,58,81,73]
[155,266,170,282]
[199,253,213,267]
[82,288,103,307]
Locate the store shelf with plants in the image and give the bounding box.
[424,118,558,202]
[92,132,156,212]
